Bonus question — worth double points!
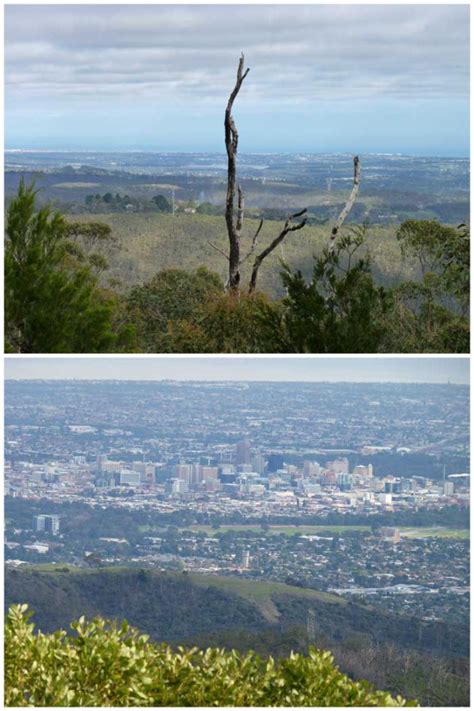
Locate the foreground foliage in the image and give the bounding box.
[5,605,414,707]
[4,181,130,353]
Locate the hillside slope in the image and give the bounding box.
[69,213,419,297]
[5,566,467,658]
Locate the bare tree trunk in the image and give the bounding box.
[221,57,309,295]
[225,54,249,290]
[329,156,361,250]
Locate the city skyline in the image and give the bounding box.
[5,356,470,384]
[6,4,469,155]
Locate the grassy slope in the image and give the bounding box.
[7,566,345,626]
[186,572,346,623]
[70,213,419,297]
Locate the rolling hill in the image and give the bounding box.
[69,213,420,297]
[5,566,467,658]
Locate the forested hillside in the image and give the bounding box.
[69,212,419,297]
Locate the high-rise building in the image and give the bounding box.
[252,454,266,475]
[33,514,60,535]
[240,550,251,569]
[337,472,353,491]
[328,458,349,474]
[96,455,108,471]
[118,470,141,486]
[174,464,193,483]
[165,478,188,495]
[237,463,253,473]
[322,470,337,486]
[443,481,455,496]
[201,466,219,482]
[303,460,321,477]
[267,454,284,472]
[353,464,373,478]
[133,462,155,484]
[236,440,251,465]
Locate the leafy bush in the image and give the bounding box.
[127,267,223,351]
[5,605,415,707]
[262,228,390,353]
[4,181,121,353]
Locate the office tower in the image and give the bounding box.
[174,464,193,483]
[267,454,284,472]
[165,478,188,495]
[304,460,321,477]
[33,514,60,535]
[328,458,349,474]
[133,462,156,484]
[118,470,141,486]
[337,472,353,491]
[201,466,219,482]
[252,454,266,474]
[236,440,251,465]
[353,464,373,478]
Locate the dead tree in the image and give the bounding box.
[213,55,360,292]
[211,54,307,294]
[224,54,249,290]
[329,155,361,250]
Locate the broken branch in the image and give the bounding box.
[240,219,264,265]
[248,209,307,293]
[208,241,229,261]
[329,155,361,250]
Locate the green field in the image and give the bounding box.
[399,527,469,539]
[180,524,468,539]
[70,213,419,297]
[183,524,370,536]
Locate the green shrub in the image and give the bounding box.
[4,181,120,353]
[5,605,415,707]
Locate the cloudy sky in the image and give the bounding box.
[5,357,469,384]
[5,4,469,154]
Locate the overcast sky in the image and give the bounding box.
[5,4,469,155]
[4,357,469,384]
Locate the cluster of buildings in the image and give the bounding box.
[4,440,470,537]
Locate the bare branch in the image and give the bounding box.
[208,241,229,261]
[329,155,361,250]
[248,210,307,294]
[240,219,264,265]
[225,54,250,290]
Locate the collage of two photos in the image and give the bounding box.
[3,3,471,709]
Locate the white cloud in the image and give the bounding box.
[5,4,469,107]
